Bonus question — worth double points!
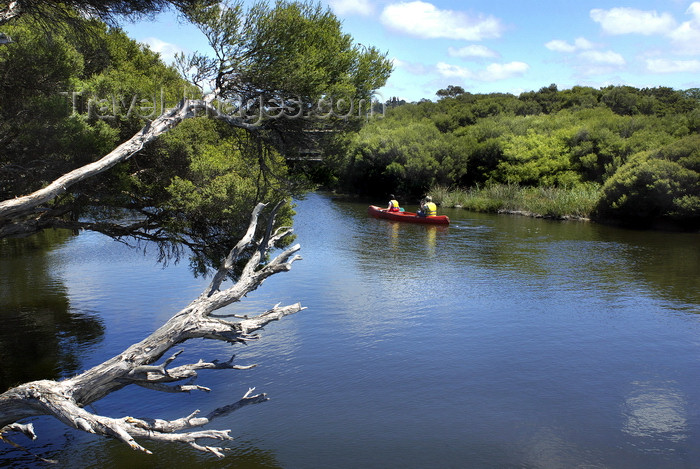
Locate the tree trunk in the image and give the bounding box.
[0,94,257,226]
[0,202,304,459]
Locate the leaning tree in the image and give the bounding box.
[0,0,392,251]
[1,202,304,459]
[0,0,391,460]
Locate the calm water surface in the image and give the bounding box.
[1,192,699,468]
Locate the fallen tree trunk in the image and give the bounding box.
[0,202,304,459]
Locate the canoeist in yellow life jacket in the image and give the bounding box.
[418,196,437,217]
[387,194,401,212]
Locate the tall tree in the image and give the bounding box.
[0,0,392,460]
[0,0,392,269]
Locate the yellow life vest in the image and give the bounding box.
[390,199,399,209]
[425,201,437,216]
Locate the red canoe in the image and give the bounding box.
[368,205,450,225]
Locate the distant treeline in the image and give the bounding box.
[320,84,699,229]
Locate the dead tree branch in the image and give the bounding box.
[0,93,264,225]
[0,202,304,459]
[0,2,20,26]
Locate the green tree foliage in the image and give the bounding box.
[518,83,561,114]
[436,85,465,98]
[0,18,192,203]
[494,129,579,186]
[0,1,216,29]
[341,119,470,196]
[596,135,700,226]
[0,19,118,198]
[142,118,297,273]
[1,1,392,268]
[329,84,699,227]
[180,1,391,138]
[558,86,600,111]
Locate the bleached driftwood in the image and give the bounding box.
[0,202,304,459]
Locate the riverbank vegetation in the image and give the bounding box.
[322,84,699,229]
[429,183,600,220]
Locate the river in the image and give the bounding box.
[1,192,699,468]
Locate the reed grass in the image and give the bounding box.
[430,183,601,219]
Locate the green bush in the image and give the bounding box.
[596,141,699,226]
[330,85,700,227]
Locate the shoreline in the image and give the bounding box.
[495,208,591,222]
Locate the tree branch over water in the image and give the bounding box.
[0,95,259,226]
[0,0,391,242]
[0,1,390,461]
[0,202,304,458]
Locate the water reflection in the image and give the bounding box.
[623,381,689,448]
[521,427,600,469]
[620,230,700,308]
[425,225,439,257]
[0,230,104,391]
[379,220,446,258]
[386,221,399,251]
[2,194,699,468]
[436,208,700,311]
[53,437,283,469]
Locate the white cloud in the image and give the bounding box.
[545,37,595,53]
[436,61,529,82]
[590,7,676,35]
[689,1,700,18]
[392,57,430,74]
[328,0,373,16]
[448,45,499,59]
[380,1,503,40]
[646,58,700,73]
[478,62,529,81]
[572,50,626,76]
[141,37,185,64]
[579,50,626,66]
[545,39,575,53]
[436,62,473,79]
[545,37,623,76]
[668,2,700,54]
[668,22,700,52]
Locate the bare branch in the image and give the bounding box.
[133,381,211,394]
[0,97,258,223]
[202,202,267,298]
[123,355,257,386]
[239,303,305,335]
[128,349,185,378]
[0,203,303,459]
[0,2,20,27]
[0,421,57,465]
[0,422,36,440]
[204,387,267,422]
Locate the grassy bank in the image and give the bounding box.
[430,184,601,220]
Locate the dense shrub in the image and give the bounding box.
[326,85,700,224]
[595,136,700,227]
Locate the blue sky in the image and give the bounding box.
[122,1,700,102]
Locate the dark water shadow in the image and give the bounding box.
[0,229,105,391]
